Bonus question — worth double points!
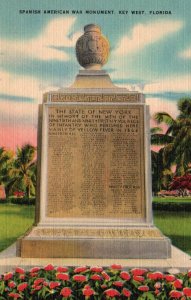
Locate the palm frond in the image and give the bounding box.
[151,134,174,145]
[177,97,191,116]
[150,127,163,134]
[154,112,175,126]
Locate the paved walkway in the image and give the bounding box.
[0,243,190,273]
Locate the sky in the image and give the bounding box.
[0,0,191,150]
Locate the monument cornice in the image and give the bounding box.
[43,92,145,103]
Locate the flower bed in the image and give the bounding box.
[0,264,191,299]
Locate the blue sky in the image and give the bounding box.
[0,0,191,148]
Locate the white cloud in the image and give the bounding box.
[0,100,38,126]
[179,47,191,59]
[0,70,41,100]
[114,83,179,117]
[115,20,183,55]
[114,74,191,94]
[144,75,191,93]
[0,17,82,61]
[0,70,59,101]
[0,70,59,125]
[146,97,179,118]
[0,70,38,126]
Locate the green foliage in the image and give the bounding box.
[151,149,173,193]
[154,112,175,126]
[0,265,191,300]
[10,197,35,205]
[0,148,14,194]
[0,144,37,199]
[153,201,191,211]
[151,97,191,191]
[177,97,191,117]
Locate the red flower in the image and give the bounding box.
[74,266,88,273]
[154,282,162,289]
[84,285,91,289]
[155,289,160,295]
[183,288,191,297]
[104,288,121,297]
[122,288,131,297]
[14,191,24,197]
[73,275,87,282]
[165,274,176,282]
[8,293,22,299]
[44,264,54,271]
[60,287,72,297]
[56,273,69,281]
[49,281,60,289]
[83,287,95,297]
[174,279,183,289]
[56,266,68,272]
[15,267,25,274]
[113,281,124,287]
[148,272,164,280]
[133,275,145,282]
[8,281,16,288]
[131,268,148,276]
[30,272,38,277]
[138,286,149,292]
[90,274,102,281]
[34,285,42,291]
[188,270,191,277]
[17,282,28,292]
[90,266,103,273]
[34,278,45,286]
[169,290,183,298]
[30,267,40,273]
[111,264,122,270]
[4,272,13,280]
[19,274,25,280]
[120,271,131,281]
[101,284,108,289]
[101,271,110,281]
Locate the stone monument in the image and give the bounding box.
[17,24,171,258]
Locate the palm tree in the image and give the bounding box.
[152,97,191,177]
[151,128,173,193]
[0,147,14,196]
[8,144,37,198]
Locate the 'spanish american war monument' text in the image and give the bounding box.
[17,24,171,259]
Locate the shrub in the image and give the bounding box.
[0,265,191,300]
[153,201,191,211]
[10,198,35,205]
[0,198,9,204]
[0,198,35,205]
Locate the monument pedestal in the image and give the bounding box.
[17,24,172,259]
[18,226,171,259]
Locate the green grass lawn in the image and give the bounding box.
[0,203,191,257]
[154,210,191,256]
[0,204,35,252]
[153,196,191,202]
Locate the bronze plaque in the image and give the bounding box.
[46,104,146,219]
[44,93,141,103]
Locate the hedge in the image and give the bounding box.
[152,201,191,211]
[0,198,35,205]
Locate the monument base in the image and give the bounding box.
[17,226,171,259]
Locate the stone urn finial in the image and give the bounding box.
[76,24,110,70]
